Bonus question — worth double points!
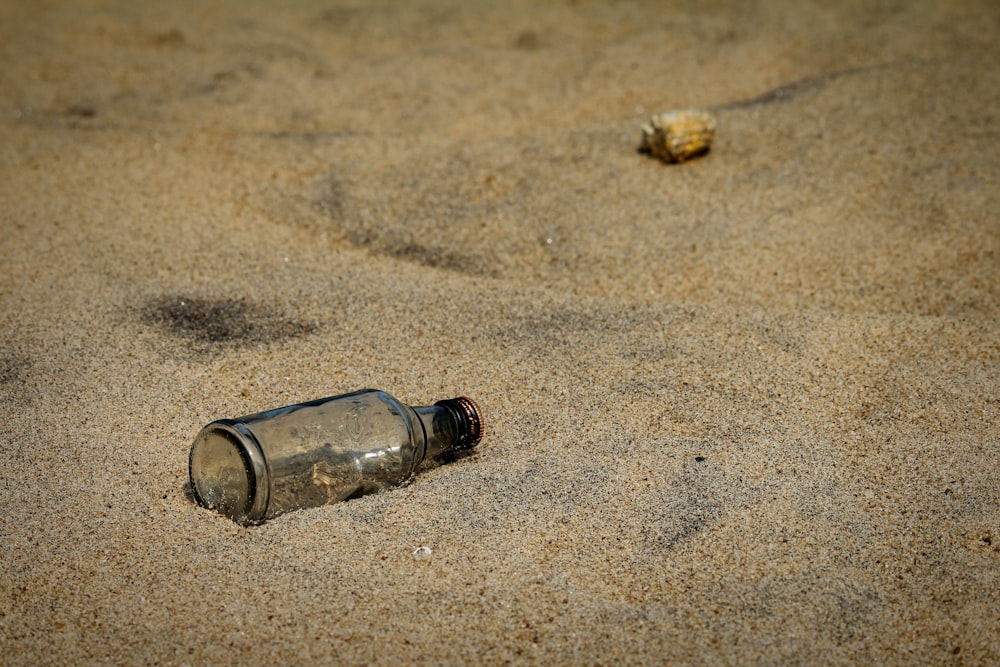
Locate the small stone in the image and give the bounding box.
[639,109,717,163]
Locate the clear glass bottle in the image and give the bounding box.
[189,389,482,524]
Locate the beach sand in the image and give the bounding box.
[1,1,998,663]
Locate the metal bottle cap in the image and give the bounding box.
[434,396,483,450]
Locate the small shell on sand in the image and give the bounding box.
[639,109,717,163]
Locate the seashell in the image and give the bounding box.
[639,109,717,163]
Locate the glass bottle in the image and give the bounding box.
[189,389,482,524]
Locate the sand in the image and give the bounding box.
[1,0,998,664]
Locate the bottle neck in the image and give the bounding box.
[414,397,483,460]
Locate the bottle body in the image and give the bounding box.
[189,389,481,524]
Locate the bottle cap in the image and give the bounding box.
[435,396,483,450]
